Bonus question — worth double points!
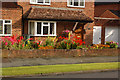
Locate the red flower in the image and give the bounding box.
[18,40,20,43]
[28,38,33,40]
[37,43,39,45]
[83,41,85,44]
[64,41,66,44]
[59,36,63,39]
[63,37,65,39]
[22,44,24,47]
[33,41,35,44]
[21,36,23,40]
[64,38,68,40]
[12,35,15,39]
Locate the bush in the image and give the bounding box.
[56,32,85,49]
[106,41,118,48]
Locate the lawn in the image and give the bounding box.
[2,62,120,76]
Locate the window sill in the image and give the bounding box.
[30,3,51,5]
[0,34,12,36]
[67,5,85,8]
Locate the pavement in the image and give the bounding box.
[22,70,119,78]
[2,56,119,67]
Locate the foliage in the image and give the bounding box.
[106,41,118,48]
[1,30,118,50]
[90,44,110,49]
[56,32,85,49]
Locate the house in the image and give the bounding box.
[0,0,94,45]
[93,2,120,47]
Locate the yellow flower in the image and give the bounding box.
[68,32,71,40]
[27,40,30,44]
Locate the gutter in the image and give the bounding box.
[14,2,24,35]
[94,17,120,20]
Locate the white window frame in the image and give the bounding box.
[67,0,85,8]
[28,21,57,37]
[0,19,12,36]
[30,0,51,5]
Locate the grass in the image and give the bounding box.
[2,62,120,76]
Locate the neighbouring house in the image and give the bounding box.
[0,0,94,45]
[93,2,120,47]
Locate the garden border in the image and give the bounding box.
[2,49,120,58]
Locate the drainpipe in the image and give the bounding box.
[14,2,24,35]
[73,22,79,31]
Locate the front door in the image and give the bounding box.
[93,26,102,44]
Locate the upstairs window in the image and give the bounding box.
[67,0,85,8]
[0,20,12,36]
[30,0,50,5]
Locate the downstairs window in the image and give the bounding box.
[28,21,56,36]
[0,20,12,36]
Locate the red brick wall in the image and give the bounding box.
[1,2,23,36]
[1,1,94,45]
[18,1,94,45]
[2,49,119,58]
[95,4,120,17]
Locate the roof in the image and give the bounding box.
[95,2,120,5]
[109,10,120,17]
[26,7,93,22]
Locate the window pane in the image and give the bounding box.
[50,23,54,35]
[80,0,84,6]
[45,0,49,3]
[69,0,72,5]
[38,0,43,3]
[37,22,41,34]
[29,22,35,35]
[5,20,11,23]
[4,25,11,34]
[31,0,36,3]
[43,26,48,35]
[43,22,48,25]
[0,20,3,34]
[74,0,79,6]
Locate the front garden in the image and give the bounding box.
[1,30,119,50]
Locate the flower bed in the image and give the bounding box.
[1,30,119,50]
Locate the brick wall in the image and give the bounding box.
[2,49,119,58]
[95,4,120,17]
[1,2,23,36]
[18,0,94,44]
[1,1,94,45]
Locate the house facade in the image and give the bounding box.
[93,2,120,47]
[1,0,94,45]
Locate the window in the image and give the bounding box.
[0,20,12,36]
[28,21,56,36]
[67,0,85,7]
[30,0,50,5]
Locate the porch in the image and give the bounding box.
[23,7,93,41]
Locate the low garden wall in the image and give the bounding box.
[2,49,120,58]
